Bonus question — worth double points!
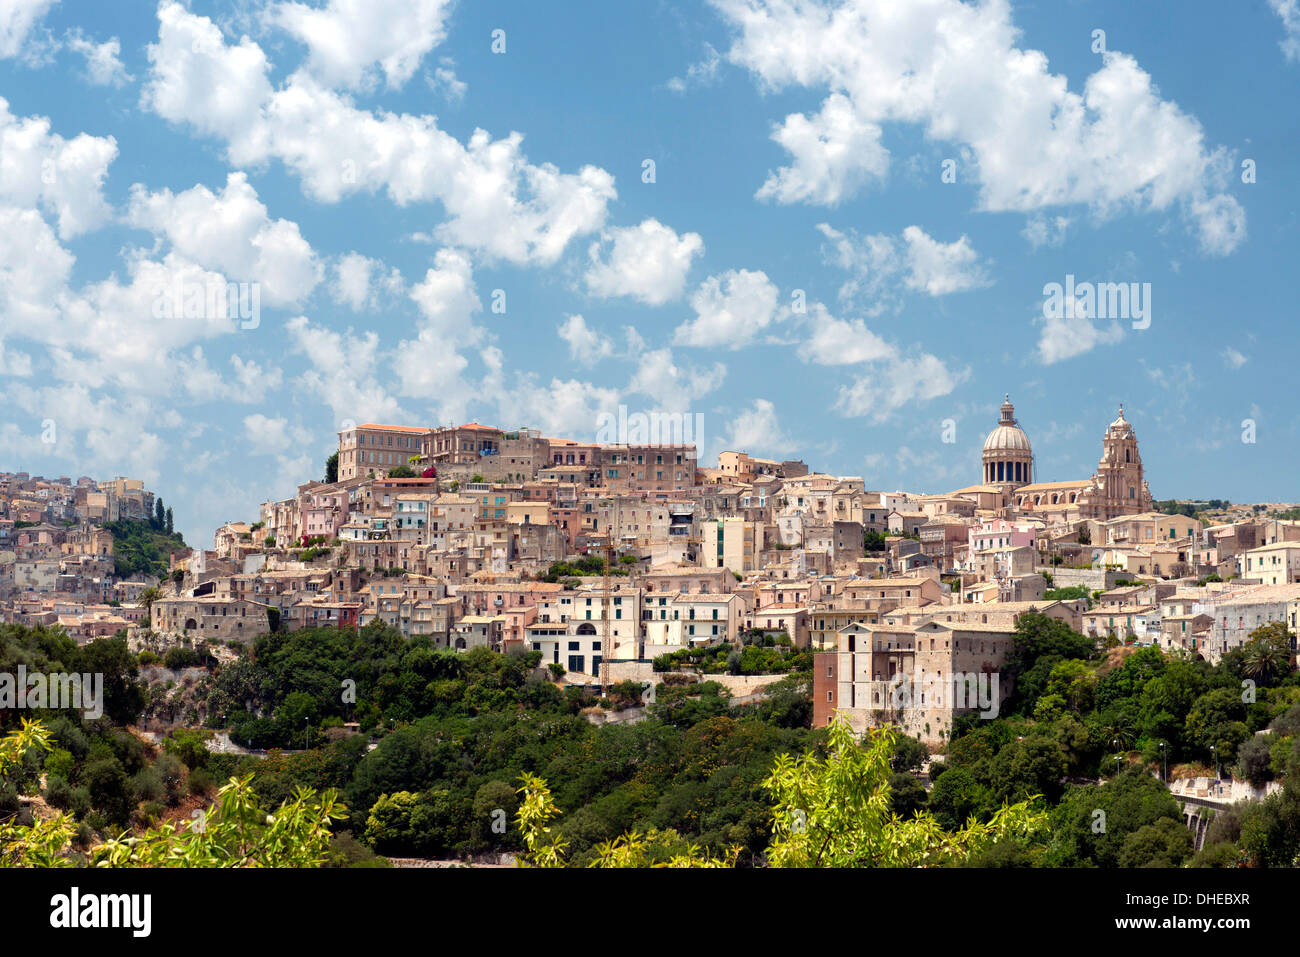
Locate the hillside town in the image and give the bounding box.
[11,397,1299,748]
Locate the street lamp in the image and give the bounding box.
[1112,738,1122,775]
[1159,741,1166,782]
[1210,745,1220,781]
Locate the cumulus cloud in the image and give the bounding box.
[128,172,323,306]
[817,223,989,310]
[496,375,622,438]
[629,347,726,406]
[721,398,797,456]
[714,0,1246,253]
[396,247,484,422]
[835,353,963,422]
[0,97,117,239]
[331,252,403,311]
[673,268,783,348]
[558,314,615,366]
[795,300,962,421]
[1270,0,1300,62]
[268,0,455,91]
[243,412,310,454]
[1021,215,1071,249]
[796,304,895,366]
[1036,311,1125,365]
[0,0,57,60]
[141,2,616,267]
[286,314,408,425]
[584,219,703,305]
[66,30,132,86]
[1,382,166,482]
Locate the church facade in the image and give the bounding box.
[974,396,1153,522]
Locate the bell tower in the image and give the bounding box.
[1096,405,1150,515]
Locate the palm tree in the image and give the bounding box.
[1103,722,1136,751]
[1242,641,1289,685]
[139,586,161,627]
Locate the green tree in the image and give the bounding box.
[325,451,339,484]
[1240,622,1294,686]
[1117,818,1194,867]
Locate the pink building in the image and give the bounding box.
[968,519,1037,556]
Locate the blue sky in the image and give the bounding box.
[0,0,1297,544]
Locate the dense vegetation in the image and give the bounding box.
[104,518,187,579]
[5,607,1300,868]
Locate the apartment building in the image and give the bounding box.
[337,424,432,481]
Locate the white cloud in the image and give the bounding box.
[1036,311,1125,365]
[128,172,323,306]
[816,223,989,309]
[714,0,1246,253]
[66,30,132,86]
[835,353,962,422]
[0,337,32,376]
[794,300,962,421]
[269,0,455,91]
[584,219,703,305]
[558,313,614,366]
[141,3,617,267]
[629,347,725,406]
[673,268,783,348]
[396,248,483,421]
[286,314,407,425]
[796,304,894,366]
[1221,347,1247,370]
[427,57,466,102]
[0,97,117,238]
[0,0,57,60]
[0,205,74,329]
[1270,0,1300,62]
[2,382,165,482]
[0,198,285,412]
[666,42,721,93]
[757,92,888,206]
[721,398,797,456]
[1022,215,1071,249]
[230,354,284,402]
[243,413,301,454]
[900,226,990,295]
[496,375,622,438]
[142,1,273,142]
[332,252,403,311]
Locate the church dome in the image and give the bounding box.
[983,395,1031,452]
[981,395,1034,489]
[983,425,1032,452]
[1108,404,1133,433]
